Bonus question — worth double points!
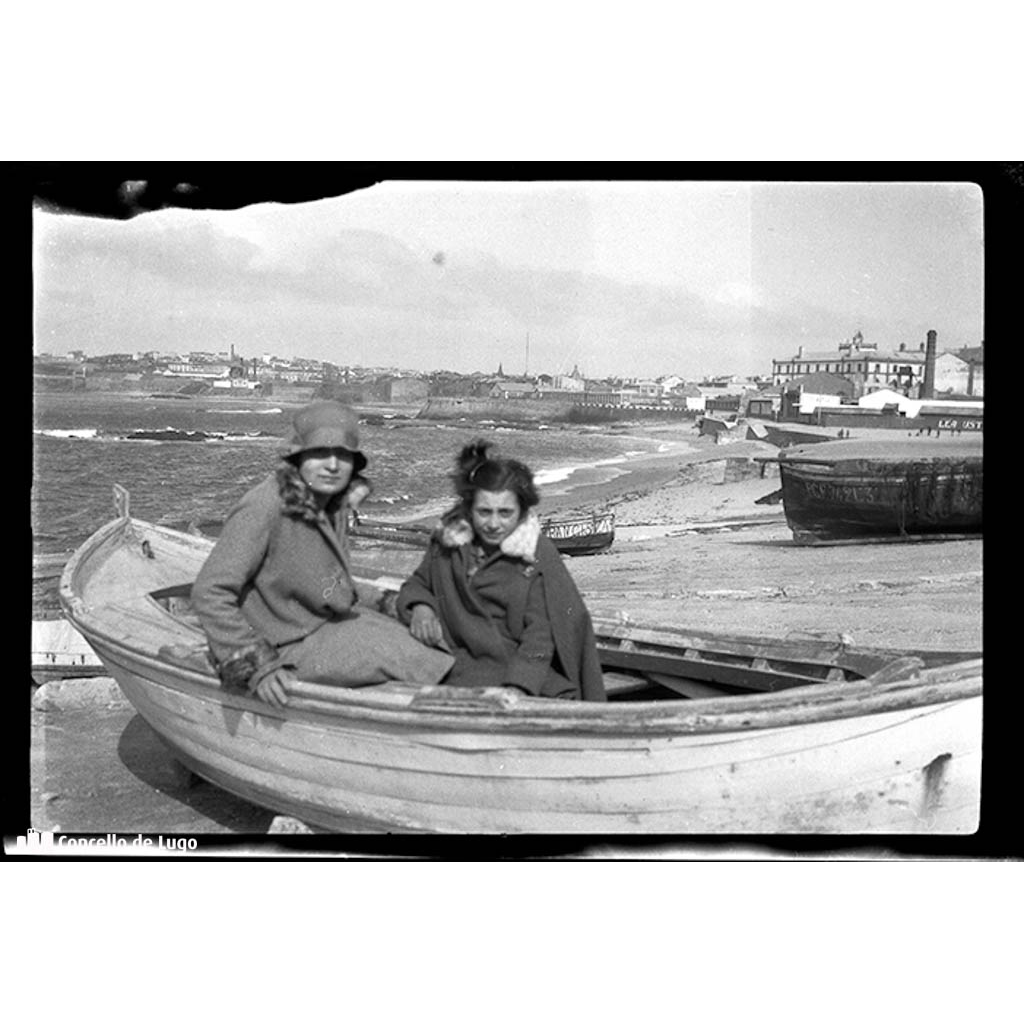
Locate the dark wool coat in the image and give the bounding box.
[191,467,366,688]
[396,512,606,702]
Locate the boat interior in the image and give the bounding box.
[147,579,972,705]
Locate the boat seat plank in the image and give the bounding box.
[598,646,842,693]
[595,623,856,667]
[644,672,735,700]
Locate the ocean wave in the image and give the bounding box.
[218,432,279,442]
[534,455,628,486]
[132,428,280,443]
[36,425,281,444]
[34,428,99,440]
[125,428,214,443]
[367,494,412,505]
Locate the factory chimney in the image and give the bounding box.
[921,329,937,400]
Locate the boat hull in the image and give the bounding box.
[778,439,983,543]
[539,531,613,556]
[58,512,982,835]
[354,512,615,557]
[88,635,981,834]
[538,512,615,556]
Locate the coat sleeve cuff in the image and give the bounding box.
[216,639,285,692]
[396,595,438,625]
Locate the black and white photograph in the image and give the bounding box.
[7,2,1019,1012]
[24,167,990,854]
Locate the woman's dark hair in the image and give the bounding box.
[452,440,539,514]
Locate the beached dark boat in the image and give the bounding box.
[56,487,982,834]
[775,438,983,544]
[352,509,615,557]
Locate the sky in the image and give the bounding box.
[32,177,985,380]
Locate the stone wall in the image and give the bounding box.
[419,397,576,422]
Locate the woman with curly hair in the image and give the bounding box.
[192,401,453,707]
[396,440,606,701]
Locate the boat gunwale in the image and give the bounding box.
[97,637,983,735]
[773,439,984,471]
[777,461,983,478]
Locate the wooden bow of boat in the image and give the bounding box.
[55,491,983,834]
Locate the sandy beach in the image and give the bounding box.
[535,424,982,653]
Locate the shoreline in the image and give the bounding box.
[538,434,779,518]
[363,433,719,528]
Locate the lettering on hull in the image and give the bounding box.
[543,516,614,540]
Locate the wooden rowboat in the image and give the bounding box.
[58,489,982,834]
[352,509,615,557]
[775,437,983,544]
[538,510,615,555]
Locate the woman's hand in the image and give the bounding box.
[253,667,295,708]
[409,604,445,648]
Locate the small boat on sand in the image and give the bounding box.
[775,437,983,544]
[538,510,615,555]
[57,488,982,834]
[353,509,615,557]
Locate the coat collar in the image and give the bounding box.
[437,510,542,564]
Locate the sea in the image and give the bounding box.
[31,392,686,616]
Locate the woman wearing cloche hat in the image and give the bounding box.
[192,401,453,707]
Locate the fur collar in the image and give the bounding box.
[437,510,542,564]
[276,463,371,523]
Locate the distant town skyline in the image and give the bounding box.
[37,344,772,383]
[33,179,984,380]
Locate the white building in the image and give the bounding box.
[932,352,972,395]
[772,330,930,395]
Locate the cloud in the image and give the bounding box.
[37,213,721,364]
[40,208,953,377]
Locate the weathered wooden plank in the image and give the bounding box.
[598,646,835,692]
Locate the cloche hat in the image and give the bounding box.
[284,401,367,474]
